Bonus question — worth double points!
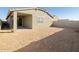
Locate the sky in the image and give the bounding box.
[0,7,79,21]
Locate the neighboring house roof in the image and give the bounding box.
[6,7,54,19]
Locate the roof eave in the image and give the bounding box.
[6,7,54,19]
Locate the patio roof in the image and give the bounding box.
[6,7,54,19]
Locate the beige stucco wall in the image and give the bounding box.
[33,10,54,29]
[17,10,54,29]
[23,15,32,28]
[53,20,79,28]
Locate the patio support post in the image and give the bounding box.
[13,11,17,31]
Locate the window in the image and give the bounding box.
[37,16,44,23]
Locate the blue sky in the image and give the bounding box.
[0,7,9,20]
[0,7,79,20]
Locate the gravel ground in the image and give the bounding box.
[0,27,79,52]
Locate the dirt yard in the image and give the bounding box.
[0,27,79,52]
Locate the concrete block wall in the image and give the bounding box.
[53,20,79,28]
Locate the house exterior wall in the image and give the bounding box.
[33,10,54,29]
[17,10,54,29]
[53,20,79,28]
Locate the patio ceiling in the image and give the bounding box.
[17,12,32,17]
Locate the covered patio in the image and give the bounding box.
[17,12,32,29]
[9,12,32,31]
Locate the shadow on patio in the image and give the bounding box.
[15,28,79,52]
